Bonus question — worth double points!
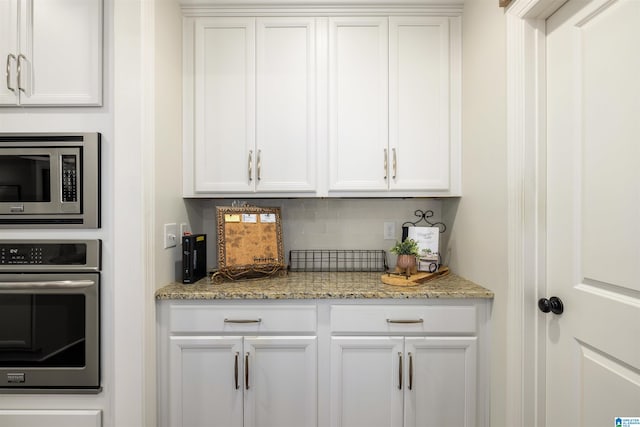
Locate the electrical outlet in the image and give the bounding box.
[383,221,396,240]
[164,223,178,249]
[180,223,191,237]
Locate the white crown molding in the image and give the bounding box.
[180,0,464,16]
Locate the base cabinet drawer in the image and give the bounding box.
[0,410,101,427]
[330,304,477,334]
[170,304,317,333]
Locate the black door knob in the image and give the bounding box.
[538,296,564,315]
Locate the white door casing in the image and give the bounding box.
[545,0,640,425]
[506,0,640,425]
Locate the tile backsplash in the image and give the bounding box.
[189,198,445,270]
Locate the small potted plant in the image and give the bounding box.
[390,238,420,275]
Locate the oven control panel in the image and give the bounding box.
[0,243,86,265]
[0,240,100,271]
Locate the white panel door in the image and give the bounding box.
[193,17,255,193]
[244,336,317,427]
[389,17,451,191]
[330,336,404,427]
[0,0,18,105]
[256,18,316,193]
[169,336,244,427]
[404,337,477,427]
[19,0,102,105]
[546,1,640,426]
[329,17,389,191]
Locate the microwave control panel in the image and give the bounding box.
[61,155,78,203]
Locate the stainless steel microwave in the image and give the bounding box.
[0,133,100,228]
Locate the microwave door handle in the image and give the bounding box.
[0,279,95,290]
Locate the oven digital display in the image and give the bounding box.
[0,244,86,265]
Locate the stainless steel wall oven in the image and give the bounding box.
[0,240,101,392]
[0,133,101,228]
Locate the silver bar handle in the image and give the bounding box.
[398,352,403,390]
[257,149,262,181]
[245,352,250,390]
[408,352,413,390]
[17,54,26,92]
[386,318,424,324]
[6,54,16,92]
[248,150,253,182]
[384,148,388,179]
[224,318,262,324]
[0,280,96,290]
[392,148,397,179]
[234,352,240,390]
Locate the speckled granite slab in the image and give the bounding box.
[155,272,494,300]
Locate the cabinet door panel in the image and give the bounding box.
[389,17,451,191]
[257,18,316,192]
[0,0,18,105]
[19,0,102,105]
[244,336,317,427]
[330,336,403,427]
[193,17,255,193]
[404,337,477,427]
[169,336,243,427]
[329,17,389,191]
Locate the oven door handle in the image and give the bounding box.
[0,279,96,290]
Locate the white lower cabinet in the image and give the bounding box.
[159,300,489,427]
[170,335,317,427]
[163,304,317,427]
[330,336,476,427]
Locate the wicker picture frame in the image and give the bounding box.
[214,206,285,281]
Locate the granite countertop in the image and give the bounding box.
[155,271,494,300]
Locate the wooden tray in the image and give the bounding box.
[215,206,285,280]
[381,266,449,287]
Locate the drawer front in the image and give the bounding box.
[330,305,476,334]
[170,304,317,333]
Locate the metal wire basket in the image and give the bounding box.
[288,249,388,272]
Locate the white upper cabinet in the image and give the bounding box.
[185,17,317,195]
[389,17,456,192]
[256,18,317,193]
[190,17,256,193]
[329,16,460,195]
[328,17,389,192]
[0,0,103,106]
[183,7,461,197]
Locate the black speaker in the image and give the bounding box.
[182,234,207,284]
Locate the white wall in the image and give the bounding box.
[447,1,508,426]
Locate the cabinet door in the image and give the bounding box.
[330,336,404,427]
[192,17,256,193]
[328,17,389,191]
[169,336,243,427]
[18,0,102,106]
[389,17,452,191]
[0,0,18,105]
[256,18,316,193]
[404,337,477,427]
[244,336,317,427]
